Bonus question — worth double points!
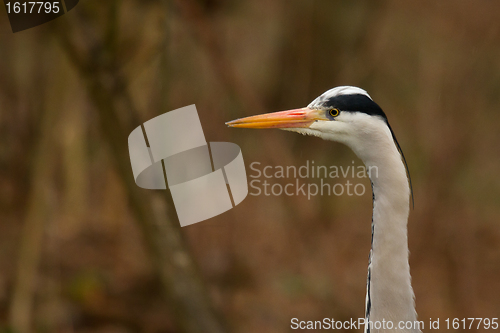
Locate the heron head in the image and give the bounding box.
[226,86,392,150]
[226,85,413,204]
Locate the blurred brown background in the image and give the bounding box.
[1,0,500,332]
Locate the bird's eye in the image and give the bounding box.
[329,108,340,117]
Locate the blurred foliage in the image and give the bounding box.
[1,0,500,332]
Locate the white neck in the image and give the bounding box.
[293,111,419,331]
[345,123,420,333]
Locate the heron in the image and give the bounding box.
[226,86,420,333]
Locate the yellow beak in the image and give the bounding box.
[226,108,327,129]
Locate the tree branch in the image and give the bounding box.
[54,13,228,333]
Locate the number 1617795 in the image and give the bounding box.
[445,318,499,330]
[5,2,60,14]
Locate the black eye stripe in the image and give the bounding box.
[321,94,387,120]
